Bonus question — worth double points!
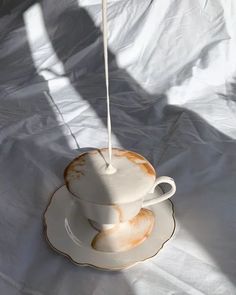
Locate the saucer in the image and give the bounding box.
[43,185,175,271]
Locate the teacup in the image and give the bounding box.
[64,148,176,231]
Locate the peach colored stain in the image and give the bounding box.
[127,209,154,249]
[91,224,119,249]
[112,205,124,222]
[77,157,86,165]
[129,208,149,226]
[115,150,156,177]
[91,208,155,252]
[66,155,87,174]
[64,153,87,185]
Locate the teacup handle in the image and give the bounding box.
[143,176,176,207]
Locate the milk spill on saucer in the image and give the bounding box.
[102,0,116,174]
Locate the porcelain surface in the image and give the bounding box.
[64,148,176,225]
[44,185,175,270]
[64,148,156,204]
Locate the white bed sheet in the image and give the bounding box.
[0,0,236,294]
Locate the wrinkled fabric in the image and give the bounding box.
[0,0,236,294]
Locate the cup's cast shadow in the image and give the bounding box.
[1,0,236,290]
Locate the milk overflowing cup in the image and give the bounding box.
[64,148,176,231]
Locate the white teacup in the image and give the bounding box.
[64,148,176,231]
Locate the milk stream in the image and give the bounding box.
[102,0,116,174]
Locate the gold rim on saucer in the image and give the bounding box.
[43,185,176,271]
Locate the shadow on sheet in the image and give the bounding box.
[0,0,236,293]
